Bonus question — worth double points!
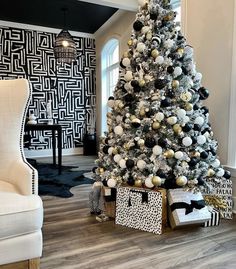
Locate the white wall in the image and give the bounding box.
[95,10,136,138]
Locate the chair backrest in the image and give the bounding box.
[0,79,30,181]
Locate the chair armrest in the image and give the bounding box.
[9,159,38,195]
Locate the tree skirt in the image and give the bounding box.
[37,163,94,198]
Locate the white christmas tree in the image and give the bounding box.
[95,0,231,192]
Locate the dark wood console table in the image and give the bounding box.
[25,124,62,174]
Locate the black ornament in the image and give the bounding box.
[182,123,192,132]
[200,151,209,159]
[133,85,141,93]
[108,96,114,100]
[197,177,205,186]
[102,179,108,187]
[146,109,155,117]
[161,98,171,108]
[120,60,126,69]
[124,94,134,103]
[145,137,156,148]
[182,67,188,75]
[188,157,199,167]
[158,138,168,148]
[131,80,139,88]
[127,176,135,186]
[133,20,144,31]
[167,66,174,74]
[92,167,97,173]
[154,79,168,89]
[126,159,135,169]
[143,125,150,133]
[156,170,166,178]
[198,87,209,100]
[132,121,141,128]
[201,106,209,115]
[166,89,175,98]
[193,104,200,110]
[104,138,109,144]
[194,124,201,131]
[209,147,217,156]
[191,136,197,145]
[224,170,231,179]
[103,145,110,154]
[150,12,158,21]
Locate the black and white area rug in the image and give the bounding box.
[37,163,94,198]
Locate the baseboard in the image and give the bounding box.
[24,148,83,158]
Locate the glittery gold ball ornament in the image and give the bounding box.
[193,152,201,158]
[172,80,179,89]
[151,49,160,58]
[130,115,136,121]
[123,51,129,58]
[112,148,118,155]
[152,121,160,130]
[176,176,188,186]
[173,124,182,134]
[139,79,145,87]
[177,48,184,55]
[135,179,143,187]
[207,169,215,177]
[140,107,146,117]
[180,91,192,102]
[164,149,175,158]
[127,40,133,46]
[152,176,162,187]
[185,103,193,111]
[99,168,105,174]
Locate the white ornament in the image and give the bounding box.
[180,91,192,102]
[176,109,186,119]
[114,126,123,136]
[194,116,205,126]
[114,154,122,163]
[124,71,133,81]
[119,159,126,169]
[145,177,154,188]
[184,46,193,59]
[146,31,152,40]
[197,135,206,145]
[137,160,146,170]
[155,112,165,122]
[107,178,117,188]
[182,116,190,124]
[204,131,210,138]
[152,145,163,156]
[138,0,147,7]
[156,56,164,65]
[122,58,131,67]
[138,139,145,146]
[164,39,175,49]
[141,26,150,34]
[137,42,146,53]
[174,66,182,77]
[216,168,225,177]
[182,137,192,147]
[108,147,114,155]
[212,159,220,168]
[175,151,184,160]
[195,72,203,81]
[167,116,177,125]
[176,176,188,186]
[107,99,114,108]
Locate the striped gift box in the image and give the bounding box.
[204,208,220,227]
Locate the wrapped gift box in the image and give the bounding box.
[203,208,220,227]
[168,189,211,229]
[115,187,165,234]
[202,179,233,220]
[102,187,116,218]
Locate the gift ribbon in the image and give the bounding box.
[128,190,149,207]
[170,199,206,215]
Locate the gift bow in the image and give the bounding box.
[170,199,206,215]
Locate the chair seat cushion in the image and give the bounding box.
[0,183,43,240]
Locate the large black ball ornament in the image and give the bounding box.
[167,66,174,74]
[156,170,166,178]
[146,109,155,117]
[154,79,168,89]
[224,170,231,179]
[198,87,209,100]
[209,147,217,156]
[133,20,144,31]
[102,179,108,187]
[104,138,109,144]
[150,12,158,21]
[194,124,201,131]
[108,96,114,100]
[158,138,168,148]
[188,157,199,167]
[120,60,126,69]
[200,151,209,159]
[161,98,171,108]
[131,80,139,88]
[127,176,135,186]
[133,85,141,93]
[182,123,192,132]
[191,136,197,145]
[145,137,156,148]
[126,159,135,169]
[103,145,110,154]
[197,177,205,186]
[124,94,134,103]
[92,167,97,173]
[166,89,175,98]
[193,104,200,110]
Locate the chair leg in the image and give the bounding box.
[29,258,40,269]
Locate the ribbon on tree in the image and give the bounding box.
[170,200,206,215]
[128,189,149,207]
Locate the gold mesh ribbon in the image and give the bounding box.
[204,195,227,209]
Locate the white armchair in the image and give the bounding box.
[0,79,43,269]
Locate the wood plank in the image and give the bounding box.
[0,260,28,269]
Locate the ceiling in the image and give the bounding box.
[0,0,118,34]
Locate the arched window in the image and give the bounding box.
[101,38,119,135]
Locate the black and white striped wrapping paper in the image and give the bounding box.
[204,208,220,227]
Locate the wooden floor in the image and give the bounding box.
[38,155,236,269]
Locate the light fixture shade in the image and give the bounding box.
[54,30,77,64]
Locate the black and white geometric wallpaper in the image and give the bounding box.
[0,26,96,149]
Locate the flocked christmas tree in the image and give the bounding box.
[95,0,231,192]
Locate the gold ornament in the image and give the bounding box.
[139,79,146,87]
[152,121,160,130]
[176,176,188,186]
[173,124,182,134]
[140,107,146,117]
[127,40,133,46]
[177,48,184,55]
[112,148,118,155]
[123,51,129,58]
[172,80,179,89]
[164,149,175,158]
[207,169,215,177]
[193,152,200,158]
[185,103,193,111]
[130,115,136,121]
[151,176,162,186]
[99,168,105,174]
[151,49,160,58]
[134,179,143,187]
[123,143,130,151]
[146,31,152,40]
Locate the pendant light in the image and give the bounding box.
[54,7,77,64]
